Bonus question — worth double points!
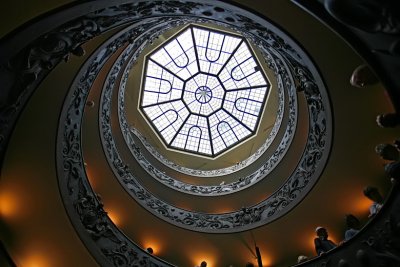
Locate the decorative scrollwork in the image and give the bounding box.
[93,8,330,232]
[58,20,175,266]
[113,28,295,195]
[50,0,331,264]
[118,34,287,178]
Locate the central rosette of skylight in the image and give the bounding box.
[139,25,270,157]
[183,74,224,115]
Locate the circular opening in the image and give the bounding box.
[195,86,213,104]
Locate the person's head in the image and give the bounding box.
[345,214,360,229]
[315,226,328,239]
[375,143,400,161]
[245,262,254,267]
[385,162,400,181]
[350,64,379,88]
[72,46,86,57]
[200,261,207,267]
[297,255,308,263]
[363,186,383,203]
[376,113,400,128]
[394,139,400,151]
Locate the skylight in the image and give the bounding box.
[139,25,270,157]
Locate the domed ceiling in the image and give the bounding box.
[0,1,398,267]
[139,24,271,158]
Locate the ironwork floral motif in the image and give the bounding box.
[59,20,175,267]
[89,6,330,233]
[0,0,395,266]
[113,28,296,195]
[116,20,289,177]
[17,0,331,264]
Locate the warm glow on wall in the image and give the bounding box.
[304,227,319,252]
[107,209,121,226]
[213,206,235,213]
[259,252,272,267]
[247,252,273,267]
[351,196,373,215]
[308,234,316,253]
[142,240,162,255]
[307,228,340,255]
[84,164,97,189]
[141,234,167,256]
[192,256,214,267]
[187,241,218,267]
[0,191,18,219]
[22,252,51,267]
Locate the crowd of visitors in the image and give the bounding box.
[294,60,400,265]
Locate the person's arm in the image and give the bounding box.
[314,238,323,255]
[344,230,351,241]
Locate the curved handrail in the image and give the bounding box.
[291,1,400,266]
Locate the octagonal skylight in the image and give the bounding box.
[139,25,270,157]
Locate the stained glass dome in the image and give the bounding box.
[140,25,270,157]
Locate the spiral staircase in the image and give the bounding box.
[1,1,399,266]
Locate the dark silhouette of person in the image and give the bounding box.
[344,214,360,241]
[385,161,400,183]
[375,143,400,161]
[376,113,400,128]
[350,65,379,88]
[363,186,384,217]
[314,227,337,255]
